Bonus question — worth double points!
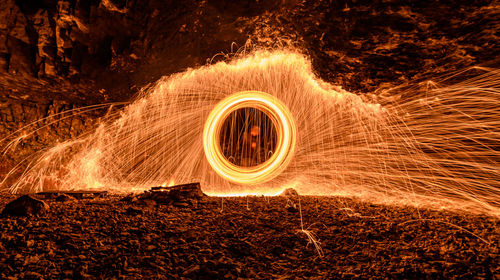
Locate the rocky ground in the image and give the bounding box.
[0,191,498,279]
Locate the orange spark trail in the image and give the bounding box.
[2,50,499,216]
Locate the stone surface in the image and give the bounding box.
[0,193,497,279]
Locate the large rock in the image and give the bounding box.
[1,195,49,216]
[280,188,299,197]
[55,193,75,202]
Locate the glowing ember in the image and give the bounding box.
[1,50,499,216]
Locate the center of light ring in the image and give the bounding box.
[203,91,296,185]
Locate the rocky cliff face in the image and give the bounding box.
[1,0,497,98]
[0,0,293,100]
[0,0,498,176]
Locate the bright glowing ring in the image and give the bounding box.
[203,91,296,185]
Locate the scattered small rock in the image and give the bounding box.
[285,198,298,212]
[125,206,143,215]
[173,202,190,208]
[184,264,200,276]
[120,195,138,202]
[135,199,157,208]
[286,205,299,213]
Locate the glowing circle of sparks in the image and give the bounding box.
[203,91,297,185]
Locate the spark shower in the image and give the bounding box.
[2,50,499,216]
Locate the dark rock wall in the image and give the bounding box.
[1,0,497,94]
[0,0,292,98]
[241,0,499,92]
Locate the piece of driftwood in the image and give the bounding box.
[140,183,206,205]
[35,190,108,199]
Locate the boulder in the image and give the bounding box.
[280,188,299,197]
[55,193,75,202]
[1,195,49,216]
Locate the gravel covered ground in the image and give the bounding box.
[0,193,498,279]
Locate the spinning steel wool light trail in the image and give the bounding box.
[2,50,499,216]
[203,91,296,185]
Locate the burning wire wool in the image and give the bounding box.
[203,91,296,185]
[2,50,499,216]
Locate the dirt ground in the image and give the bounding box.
[0,193,498,279]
